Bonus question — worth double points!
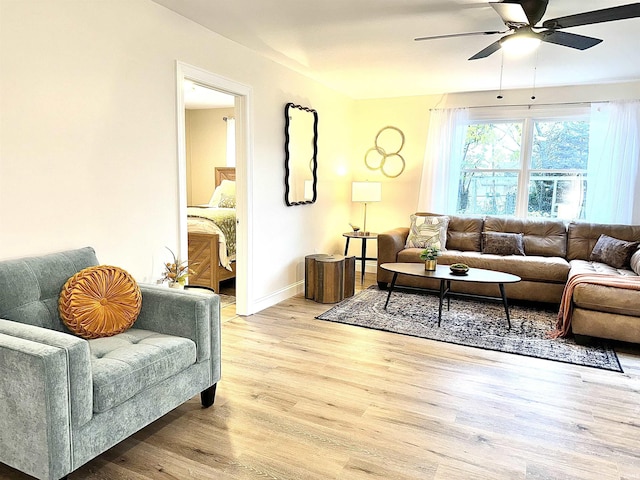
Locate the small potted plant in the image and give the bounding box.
[420,245,440,271]
[161,248,194,288]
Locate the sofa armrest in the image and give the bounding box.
[0,332,74,480]
[377,227,410,285]
[135,285,221,375]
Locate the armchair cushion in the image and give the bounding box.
[89,329,196,413]
[0,247,99,332]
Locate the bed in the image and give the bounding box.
[187,167,236,292]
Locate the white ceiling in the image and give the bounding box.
[154,0,640,99]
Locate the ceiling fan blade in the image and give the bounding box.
[490,1,529,26]
[542,3,640,29]
[415,30,505,41]
[468,39,503,60]
[540,30,603,50]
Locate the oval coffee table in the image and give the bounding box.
[380,263,521,329]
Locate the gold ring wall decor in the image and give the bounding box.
[364,126,406,178]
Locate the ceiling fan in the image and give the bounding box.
[415,0,640,60]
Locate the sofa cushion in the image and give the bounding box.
[398,249,569,283]
[59,265,142,339]
[567,221,640,261]
[568,260,640,317]
[446,216,483,252]
[568,259,638,277]
[484,216,567,257]
[405,214,449,250]
[89,329,196,413]
[589,234,640,269]
[482,232,525,256]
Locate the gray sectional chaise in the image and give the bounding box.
[0,247,221,480]
[378,215,640,344]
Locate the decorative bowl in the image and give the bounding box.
[449,263,470,275]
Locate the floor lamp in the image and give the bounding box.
[352,181,381,235]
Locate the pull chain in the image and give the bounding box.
[531,48,539,101]
[497,51,505,100]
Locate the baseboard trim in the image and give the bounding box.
[250,280,304,314]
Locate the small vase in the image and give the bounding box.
[169,282,184,289]
[424,259,437,271]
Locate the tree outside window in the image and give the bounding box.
[457,115,589,219]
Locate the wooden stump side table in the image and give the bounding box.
[305,254,355,303]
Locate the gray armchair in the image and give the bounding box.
[0,247,221,480]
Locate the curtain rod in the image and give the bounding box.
[429,100,608,111]
[468,101,593,109]
[223,116,235,121]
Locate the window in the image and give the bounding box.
[457,108,590,219]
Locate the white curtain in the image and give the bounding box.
[225,117,236,167]
[586,101,640,224]
[417,107,469,213]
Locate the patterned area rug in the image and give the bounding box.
[316,286,622,372]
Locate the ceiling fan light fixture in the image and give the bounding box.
[500,31,541,56]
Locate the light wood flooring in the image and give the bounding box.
[2,274,640,480]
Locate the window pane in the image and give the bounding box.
[528,173,586,219]
[457,172,518,216]
[531,120,589,170]
[463,123,522,170]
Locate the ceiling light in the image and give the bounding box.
[500,30,541,56]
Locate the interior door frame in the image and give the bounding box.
[175,61,253,315]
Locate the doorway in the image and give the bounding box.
[175,62,253,315]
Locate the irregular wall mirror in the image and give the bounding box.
[284,103,318,206]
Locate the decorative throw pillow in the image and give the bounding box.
[482,232,526,256]
[405,215,449,250]
[208,180,236,207]
[218,193,236,208]
[631,248,640,275]
[590,234,640,269]
[59,265,142,339]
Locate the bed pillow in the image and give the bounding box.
[482,232,526,256]
[59,265,142,339]
[405,215,449,250]
[208,180,236,207]
[590,234,640,269]
[218,193,236,208]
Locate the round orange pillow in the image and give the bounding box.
[59,265,142,339]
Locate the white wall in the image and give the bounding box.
[0,0,353,313]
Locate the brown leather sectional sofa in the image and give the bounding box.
[377,215,640,343]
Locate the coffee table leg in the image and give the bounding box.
[498,283,511,329]
[384,273,398,309]
[438,279,446,327]
[446,280,451,311]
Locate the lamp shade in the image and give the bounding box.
[352,182,381,203]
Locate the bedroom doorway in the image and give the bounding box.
[176,62,253,316]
